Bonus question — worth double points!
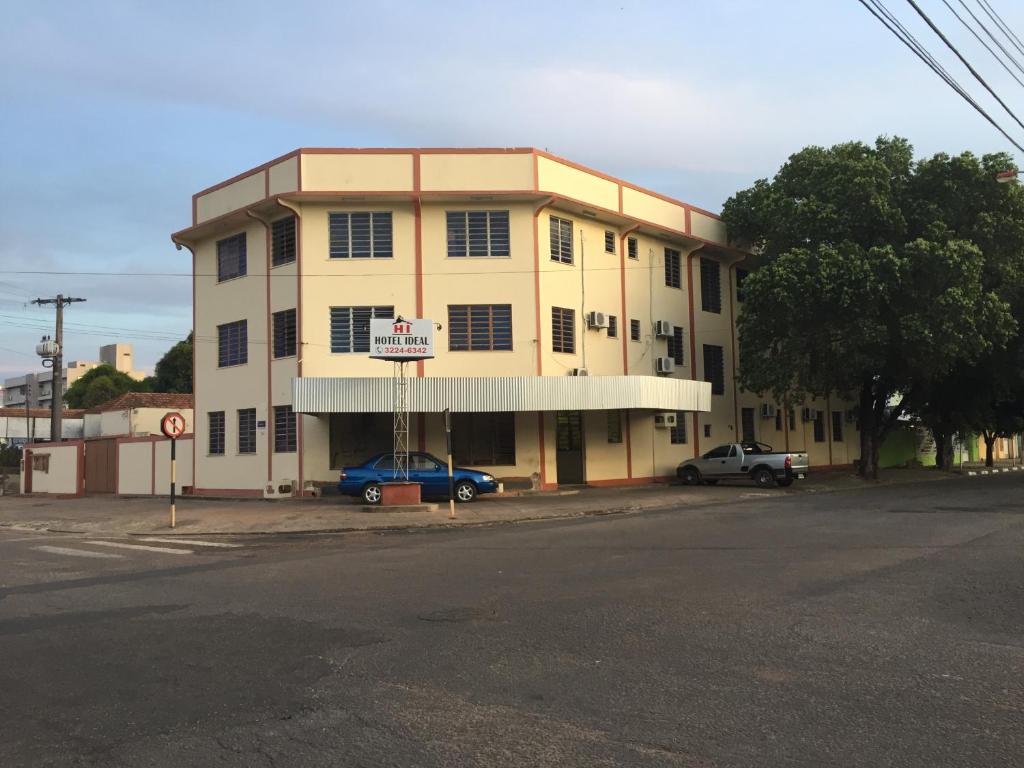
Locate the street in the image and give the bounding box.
[1,474,1022,767]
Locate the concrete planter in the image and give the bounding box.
[380,482,421,505]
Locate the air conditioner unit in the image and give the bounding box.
[263,479,296,499]
[585,311,610,329]
[654,320,674,338]
[760,403,776,419]
[569,367,589,376]
[801,407,818,422]
[654,412,677,428]
[655,357,675,374]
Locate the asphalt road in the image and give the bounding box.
[1,474,1022,767]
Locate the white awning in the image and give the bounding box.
[292,375,711,414]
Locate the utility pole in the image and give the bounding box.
[31,295,86,441]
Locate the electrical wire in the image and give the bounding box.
[856,0,1024,152]
[977,0,1024,59]
[905,0,1024,134]
[943,0,1024,87]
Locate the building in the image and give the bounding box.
[0,407,85,445]
[3,343,145,410]
[172,148,861,497]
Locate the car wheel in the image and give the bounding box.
[704,479,719,486]
[680,467,701,486]
[776,476,794,488]
[752,468,776,488]
[362,483,382,505]
[455,480,477,503]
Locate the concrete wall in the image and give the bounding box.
[21,442,81,495]
[117,437,195,495]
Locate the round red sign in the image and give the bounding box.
[161,411,186,439]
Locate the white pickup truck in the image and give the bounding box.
[677,442,809,488]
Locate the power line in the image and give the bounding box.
[977,0,1024,59]
[905,0,1024,134]
[856,0,1024,153]
[943,0,1024,88]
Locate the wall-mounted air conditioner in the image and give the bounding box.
[760,403,776,419]
[655,357,675,374]
[586,311,610,329]
[654,412,677,428]
[801,407,818,422]
[654,320,674,337]
[569,368,589,376]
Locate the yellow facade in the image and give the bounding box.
[176,148,860,496]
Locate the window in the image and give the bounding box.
[607,411,622,443]
[238,408,257,454]
[551,307,575,353]
[330,306,394,353]
[630,318,641,341]
[775,410,783,431]
[704,445,730,459]
[32,454,50,473]
[814,411,826,443]
[607,315,618,338]
[550,216,573,264]
[217,320,248,367]
[271,216,296,267]
[448,304,512,351]
[208,411,225,455]
[272,309,296,359]
[446,211,510,257]
[670,412,688,444]
[667,326,685,365]
[703,344,725,395]
[701,258,722,313]
[627,237,638,260]
[274,405,297,453]
[217,233,246,281]
[735,268,749,303]
[703,423,712,439]
[832,411,844,443]
[741,407,756,443]
[605,230,615,253]
[453,412,516,465]
[664,248,681,288]
[328,212,393,258]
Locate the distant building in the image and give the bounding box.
[2,343,145,410]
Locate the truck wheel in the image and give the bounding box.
[776,476,794,488]
[752,467,776,488]
[680,467,701,486]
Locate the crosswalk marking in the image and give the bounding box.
[138,537,242,548]
[88,541,193,555]
[35,545,125,559]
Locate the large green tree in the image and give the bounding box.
[64,365,151,409]
[151,333,192,393]
[723,138,1014,478]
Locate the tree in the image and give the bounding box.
[63,365,150,409]
[723,138,1013,479]
[152,333,192,393]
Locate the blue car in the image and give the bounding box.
[338,452,499,504]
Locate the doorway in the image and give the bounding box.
[741,407,756,444]
[84,438,116,494]
[556,411,585,485]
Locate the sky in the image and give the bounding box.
[2,0,1024,379]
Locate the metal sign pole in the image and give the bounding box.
[393,359,409,481]
[444,408,455,519]
[170,437,177,529]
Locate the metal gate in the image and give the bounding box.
[85,439,117,494]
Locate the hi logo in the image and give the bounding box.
[393,322,411,334]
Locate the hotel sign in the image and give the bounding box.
[370,318,435,361]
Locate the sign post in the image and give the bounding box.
[444,408,455,519]
[160,411,187,529]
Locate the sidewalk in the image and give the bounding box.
[0,465,964,537]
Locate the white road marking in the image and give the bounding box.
[88,541,193,555]
[34,545,125,560]
[138,537,242,548]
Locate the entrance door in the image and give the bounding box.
[741,407,756,444]
[85,438,117,494]
[555,411,585,485]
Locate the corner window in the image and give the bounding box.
[735,268,749,303]
[604,230,615,254]
[701,258,722,313]
[627,237,638,260]
[702,344,725,395]
[217,233,247,281]
[238,408,257,454]
[272,309,296,359]
[549,216,573,264]
[667,326,685,365]
[670,412,688,444]
[271,216,296,267]
[664,248,681,289]
[607,315,618,339]
[552,307,575,353]
[446,211,510,257]
[630,319,640,342]
[328,212,393,258]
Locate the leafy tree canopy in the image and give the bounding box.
[152,333,192,393]
[63,365,151,409]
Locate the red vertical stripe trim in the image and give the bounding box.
[687,251,700,455]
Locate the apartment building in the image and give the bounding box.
[173,148,860,496]
[3,343,145,410]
